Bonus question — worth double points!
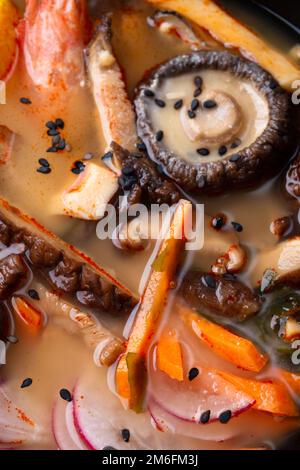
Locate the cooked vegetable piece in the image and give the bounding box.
[116,199,192,409]
[218,371,298,417]
[0,0,19,81]
[283,318,300,342]
[12,296,42,331]
[156,329,184,381]
[35,284,125,367]
[88,15,137,154]
[279,370,300,395]
[180,304,268,372]
[62,162,118,221]
[147,0,300,90]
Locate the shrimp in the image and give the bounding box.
[21,0,91,90]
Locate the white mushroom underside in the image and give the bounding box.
[147,70,269,163]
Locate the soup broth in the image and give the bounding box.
[0,0,300,451]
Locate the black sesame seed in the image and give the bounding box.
[229,154,240,163]
[136,142,146,152]
[188,367,199,381]
[231,221,243,232]
[194,88,202,98]
[194,76,203,88]
[74,160,85,170]
[46,121,57,130]
[202,274,216,289]
[60,388,72,402]
[71,167,81,175]
[37,166,51,174]
[219,410,232,424]
[47,147,58,153]
[52,134,61,145]
[28,289,40,300]
[102,151,113,161]
[21,378,33,389]
[47,129,59,137]
[20,97,32,105]
[55,118,64,129]
[156,130,164,142]
[122,166,135,176]
[121,428,130,443]
[154,98,166,108]
[191,98,200,111]
[197,148,210,157]
[103,446,117,450]
[6,335,18,344]
[218,145,227,156]
[38,158,50,168]
[188,110,196,119]
[144,89,155,98]
[203,99,217,109]
[212,216,225,230]
[57,139,66,150]
[199,410,211,424]
[231,138,241,149]
[174,99,183,110]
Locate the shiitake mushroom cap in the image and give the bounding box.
[135,51,298,193]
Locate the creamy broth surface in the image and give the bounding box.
[0,0,299,451]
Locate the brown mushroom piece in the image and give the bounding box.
[135,51,297,193]
[179,271,261,320]
[286,153,300,203]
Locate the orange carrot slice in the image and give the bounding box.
[116,199,192,410]
[180,305,268,372]
[147,0,300,90]
[218,371,298,417]
[12,296,42,331]
[157,329,183,381]
[278,369,300,395]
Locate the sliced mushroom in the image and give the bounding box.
[147,10,215,50]
[135,51,296,193]
[34,283,125,367]
[87,15,137,154]
[286,153,300,203]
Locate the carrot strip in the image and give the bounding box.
[116,199,192,410]
[218,371,298,417]
[278,369,300,395]
[157,329,184,381]
[180,305,268,372]
[147,0,300,90]
[12,296,42,331]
